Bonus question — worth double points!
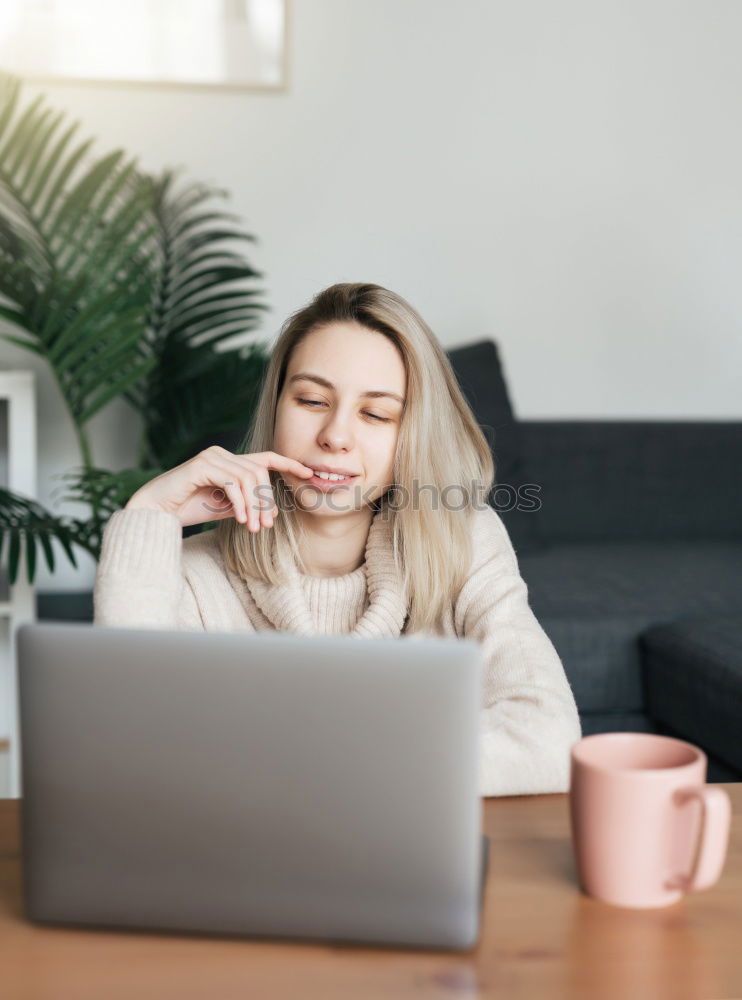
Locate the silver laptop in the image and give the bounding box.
[17,621,489,951]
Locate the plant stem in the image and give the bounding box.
[74,423,102,522]
[75,424,93,471]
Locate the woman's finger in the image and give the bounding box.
[198,448,312,530]
[218,456,276,532]
[249,451,314,480]
[239,459,277,530]
[207,471,248,524]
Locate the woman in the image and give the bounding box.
[94,282,581,796]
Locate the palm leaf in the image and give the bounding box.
[0,487,99,585]
[0,72,157,430]
[142,339,270,469]
[144,169,267,353]
[52,466,165,520]
[124,168,270,466]
[0,466,169,585]
[0,77,272,584]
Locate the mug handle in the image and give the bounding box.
[666,786,732,892]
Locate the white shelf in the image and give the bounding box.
[0,370,37,798]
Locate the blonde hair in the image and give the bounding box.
[216,282,495,633]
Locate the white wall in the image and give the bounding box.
[2,0,742,591]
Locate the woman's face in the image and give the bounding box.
[274,321,407,519]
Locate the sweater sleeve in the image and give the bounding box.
[93,509,204,631]
[455,507,582,798]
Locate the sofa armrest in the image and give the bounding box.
[639,615,742,775]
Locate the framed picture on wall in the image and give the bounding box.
[0,0,289,91]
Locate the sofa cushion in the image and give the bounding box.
[446,339,546,554]
[640,615,742,774]
[518,540,742,714]
[518,420,742,543]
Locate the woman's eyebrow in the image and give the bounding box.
[288,372,405,404]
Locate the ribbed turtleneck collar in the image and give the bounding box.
[298,565,367,634]
[224,510,409,638]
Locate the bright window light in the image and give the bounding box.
[0,0,286,89]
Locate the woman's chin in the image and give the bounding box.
[291,496,372,519]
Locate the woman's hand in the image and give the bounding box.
[124,447,315,530]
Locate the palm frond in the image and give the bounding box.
[52,466,165,521]
[141,339,270,469]
[124,168,271,467]
[0,72,157,429]
[0,469,173,585]
[0,77,272,585]
[143,169,268,356]
[0,486,97,585]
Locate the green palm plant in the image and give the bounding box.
[0,72,271,585]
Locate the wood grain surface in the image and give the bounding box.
[1,787,740,999]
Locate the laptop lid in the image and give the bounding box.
[17,622,486,950]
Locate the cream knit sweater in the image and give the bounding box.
[93,504,582,798]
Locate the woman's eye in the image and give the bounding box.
[297,398,390,423]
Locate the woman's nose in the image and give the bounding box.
[318,409,355,449]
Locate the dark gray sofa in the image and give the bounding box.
[515,420,741,780]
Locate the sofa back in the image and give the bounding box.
[519,420,742,543]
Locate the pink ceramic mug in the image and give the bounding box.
[569,732,732,908]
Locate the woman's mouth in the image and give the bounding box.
[305,472,359,492]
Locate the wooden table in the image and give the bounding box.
[1,787,741,1000]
